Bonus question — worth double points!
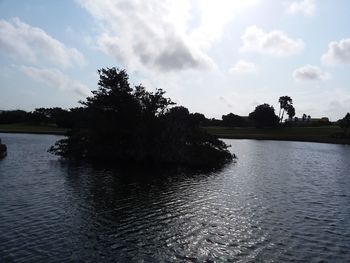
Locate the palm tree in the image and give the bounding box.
[278,96,293,123]
[302,113,307,122]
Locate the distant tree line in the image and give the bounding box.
[0,110,29,124]
[0,96,342,130]
[0,107,86,128]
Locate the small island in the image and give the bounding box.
[48,68,233,169]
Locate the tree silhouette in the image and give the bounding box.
[302,113,307,122]
[49,67,232,169]
[222,113,245,127]
[0,110,28,124]
[287,105,296,120]
[249,103,279,128]
[278,96,293,123]
[190,112,206,126]
[339,113,350,136]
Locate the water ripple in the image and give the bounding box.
[1,134,350,262]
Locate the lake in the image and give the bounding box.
[0,133,350,262]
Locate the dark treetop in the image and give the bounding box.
[49,68,233,169]
[249,103,279,128]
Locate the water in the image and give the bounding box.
[1,133,350,262]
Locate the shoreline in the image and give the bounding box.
[204,126,350,146]
[1,129,350,145]
[0,123,67,135]
[0,130,66,135]
[217,134,350,145]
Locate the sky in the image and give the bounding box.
[0,0,350,120]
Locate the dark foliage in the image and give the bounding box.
[0,108,78,128]
[249,103,279,128]
[286,105,296,120]
[202,118,223,127]
[338,113,350,136]
[29,107,73,127]
[0,110,28,124]
[278,96,293,123]
[190,112,207,126]
[222,113,245,127]
[49,68,233,169]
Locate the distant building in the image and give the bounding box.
[310,117,329,123]
[289,116,331,126]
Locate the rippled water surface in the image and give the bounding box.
[1,133,350,262]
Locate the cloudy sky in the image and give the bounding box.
[0,0,349,120]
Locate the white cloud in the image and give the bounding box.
[328,99,350,120]
[322,38,350,65]
[77,0,214,72]
[240,25,304,56]
[19,66,90,96]
[229,59,257,74]
[293,65,331,81]
[190,0,260,48]
[288,0,316,16]
[0,18,85,68]
[218,96,233,108]
[77,0,259,72]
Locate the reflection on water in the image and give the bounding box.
[0,133,350,262]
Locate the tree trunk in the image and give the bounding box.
[281,110,285,123]
[278,107,281,121]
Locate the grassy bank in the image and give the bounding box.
[1,123,349,145]
[0,123,67,135]
[204,126,350,145]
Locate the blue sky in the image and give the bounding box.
[0,0,349,120]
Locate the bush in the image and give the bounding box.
[49,68,233,170]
